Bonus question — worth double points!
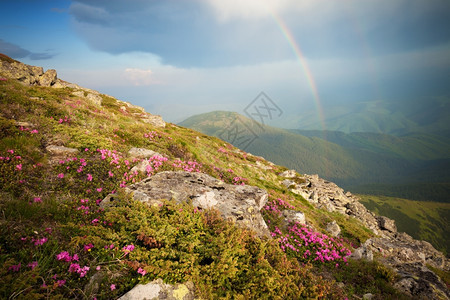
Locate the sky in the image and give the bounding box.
[1,0,450,127]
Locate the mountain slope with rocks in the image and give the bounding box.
[0,55,448,299]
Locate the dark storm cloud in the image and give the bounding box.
[0,39,57,60]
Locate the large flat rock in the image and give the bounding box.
[125,171,270,238]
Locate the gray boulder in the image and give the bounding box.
[119,278,195,300]
[282,210,306,225]
[349,245,373,261]
[46,145,79,156]
[378,216,397,232]
[278,169,297,178]
[125,171,270,237]
[128,147,161,159]
[38,69,57,86]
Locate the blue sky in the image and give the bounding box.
[1,0,450,125]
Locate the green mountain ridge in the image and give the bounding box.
[179,111,450,202]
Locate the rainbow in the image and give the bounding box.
[268,10,333,177]
[268,11,327,132]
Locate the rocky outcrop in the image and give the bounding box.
[139,113,166,128]
[71,90,103,106]
[122,171,269,237]
[38,69,57,86]
[1,53,166,127]
[119,278,195,300]
[0,55,57,86]
[280,173,382,234]
[279,171,450,299]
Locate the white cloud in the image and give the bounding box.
[123,68,162,86]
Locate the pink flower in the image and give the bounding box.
[28,261,38,270]
[91,218,99,224]
[122,244,135,254]
[57,251,72,262]
[87,174,93,181]
[8,263,21,272]
[96,188,102,192]
[108,171,114,177]
[72,254,79,261]
[16,164,22,171]
[84,243,94,251]
[78,266,90,277]
[30,129,38,134]
[34,237,48,246]
[57,173,64,179]
[137,267,146,276]
[110,284,116,291]
[33,197,42,203]
[96,266,101,271]
[68,263,80,273]
[85,148,89,152]
[56,280,66,287]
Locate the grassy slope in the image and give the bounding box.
[358,195,450,255]
[0,59,410,299]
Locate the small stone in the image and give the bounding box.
[46,145,79,156]
[349,246,373,261]
[279,169,297,178]
[363,293,374,300]
[378,216,397,232]
[128,147,161,159]
[86,93,102,106]
[326,221,341,237]
[282,210,306,225]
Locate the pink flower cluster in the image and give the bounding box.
[58,115,71,124]
[233,176,248,185]
[172,159,202,172]
[32,237,48,246]
[56,251,79,262]
[68,263,90,277]
[122,244,135,255]
[263,198,295,216]
[271,224,351,266]
[137,267,146,276]
[144,155,168,176]
[19,126,39,134]
[144,131,163,141]
[57,251,89,277]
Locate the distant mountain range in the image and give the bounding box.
[271,98,450,138]
[179,111,450,202]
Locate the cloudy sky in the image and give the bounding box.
[1,0,450,125]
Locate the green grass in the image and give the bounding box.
[359,194,450,255]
